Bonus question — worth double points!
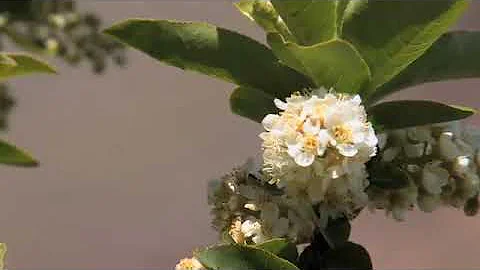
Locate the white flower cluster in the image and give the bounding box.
[259,89,378,224]
[368,121,480,220]
[208,159,317,244]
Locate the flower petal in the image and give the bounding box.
[294,152,315,167]
[337,143,358,157]
[261,114,279,131]
[274,98,288,110]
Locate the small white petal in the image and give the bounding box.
[294,152,315,167]
[303,119,320,134]
[317,129,332,145]
[261,114,279,131]
[287,143,303,158]
[351,130,365,144]
[337,143,358,157]
[274,98,288,110]
[351,95,362,105]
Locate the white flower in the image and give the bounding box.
[175,257,205,270]
[240,217,266,244]
[261,90,377,169]
[259,89,377,223]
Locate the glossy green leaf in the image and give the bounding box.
[267,33,371,94]
[0,243,5,270]
[255,238,298,263]
[368,100,475,130]
[230,86,277,123]
[0,139,38,167]
[104,19,313,98]
[235,0,296,42]
[342,0,469,90]
[196,244,300,270]
[271,0,337,45]
[370,31,480,103]
[0,53,56,81]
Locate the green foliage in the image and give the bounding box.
[103,1,480,268]
[230,86,276,123]
[254,238,298,264]
[0,52,55,167]
[270,1,337,45]
[371,31,480,103]
[104,19,313,98]
[0,139,38,167]
[342,0,469,90]
[235,0,296,42]
[196,243,300,270]
[104,1,479,127]
[267,33,370,93]
[0,53,56,81]
[368,100,475,130]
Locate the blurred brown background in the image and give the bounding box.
[1,1,480,269]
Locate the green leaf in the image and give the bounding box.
[335,0,350,36]
[235,0,296,42]
[341,0,469,90]
[230,86,277,123]
[368,100,475,130]
[255,238,298,264]
[0,243,5,270]
[370,31,480,103]
[103,19,313,98]
[0,55,16,68]
[267,33,371,94]
[0,139,38,167]
[196,244,300,270]
[0,53,56,81]
[271,0,337,45]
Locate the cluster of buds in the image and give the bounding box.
[0,0,126,73]
[208,159,317,244]
[368,121,480,220]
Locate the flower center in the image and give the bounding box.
[333,125,353,143]
[303,135,318,153]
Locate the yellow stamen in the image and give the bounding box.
[333,125,353,143]
[303,134,318,154]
